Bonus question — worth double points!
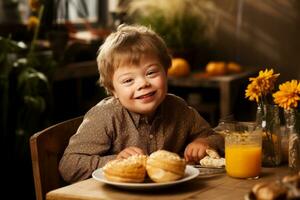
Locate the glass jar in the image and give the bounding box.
[284,109,300,171]
[225,122,262,179]
[256,104,282,167]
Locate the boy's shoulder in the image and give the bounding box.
[86,96,122,116]
[97,96,120,107]
[162,93,192,114]
[164,93,188,107]
[161,94,196,120]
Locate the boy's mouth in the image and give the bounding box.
[136,91,156,99]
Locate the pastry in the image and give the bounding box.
[282,174,300,187]
[103,155,147,183]
[199,148,225,167]
[251,182,269,194]
[206,148,221,159]
[249,173,300,199]
[146,150,186,183]
[199,156,225,168]
[252,182,287,200]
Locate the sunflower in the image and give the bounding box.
[245,68,280,102]
[252,69,280,95]
[245,81,261,102]
[273,80,300,110]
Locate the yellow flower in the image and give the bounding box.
[273,80,300,110]
[29,0,41,11]
[27,16,40,30]
[253,69,280,95]
[245,81,261,102]
[245,68,280,102]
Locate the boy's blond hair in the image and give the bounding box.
[96,24,172,95]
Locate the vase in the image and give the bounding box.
[284,109,300,171]
[256,104,282,167]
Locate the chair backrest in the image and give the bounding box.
[30,116,83,200]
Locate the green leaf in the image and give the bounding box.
[23,95,46,113]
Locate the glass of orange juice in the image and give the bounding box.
[225,122,262,179]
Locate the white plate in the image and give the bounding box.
[193,165,225,169]
[192,165,226,175]
[92,165,199,190]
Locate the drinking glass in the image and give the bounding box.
[225,122,262,179]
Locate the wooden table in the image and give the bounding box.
[46,166,291,200]
[168,69,258,119]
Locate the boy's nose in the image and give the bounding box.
[137,78,150,90]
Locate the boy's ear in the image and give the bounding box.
[112,90,118,99]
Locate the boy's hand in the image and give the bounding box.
[116,146,145,159]
[184,138,209,163]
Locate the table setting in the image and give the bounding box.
[46,68,300,200]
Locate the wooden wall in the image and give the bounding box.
[210,0,300,82]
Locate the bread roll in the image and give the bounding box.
[103,155,147,183]
[253,182,287,200]
[251,182,269,194]
[282,174,300,186]
[249,173,300,199]
[146,150,186,183]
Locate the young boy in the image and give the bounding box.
[59,24,224,183]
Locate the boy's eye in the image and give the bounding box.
[147,70,158,76]
[122,79,133,84]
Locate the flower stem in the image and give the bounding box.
[28,5,44,60]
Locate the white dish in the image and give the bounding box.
[92,165,199,190]
[193,165,225,169]
[192,165,226,175]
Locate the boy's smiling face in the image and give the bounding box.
[112,54,168,116]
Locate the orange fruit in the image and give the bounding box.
[168,58,190,77]
[227,62,242,74]
[205,61,227,76]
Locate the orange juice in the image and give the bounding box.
[225,145,262,178]
[225,125,262,179]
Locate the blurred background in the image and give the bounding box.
[1,0,299,199]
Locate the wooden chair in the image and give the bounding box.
[30,116,83,200]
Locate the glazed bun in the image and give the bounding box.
[146,150,186,183]
[103,155,147,183]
